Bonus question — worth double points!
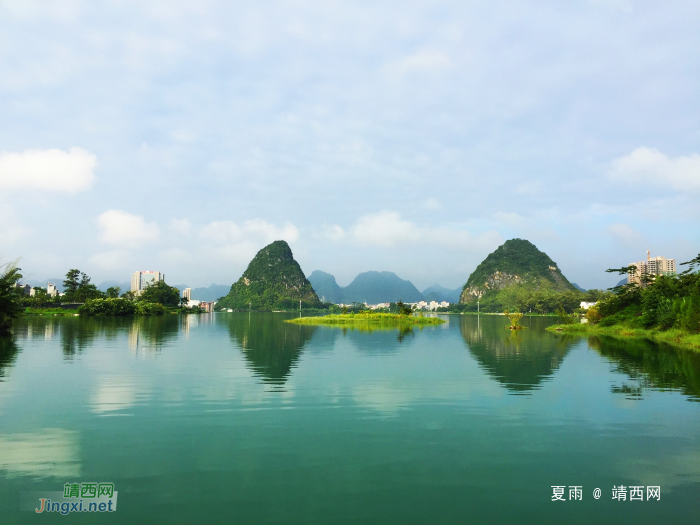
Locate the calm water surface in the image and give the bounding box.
[1,313,699,524]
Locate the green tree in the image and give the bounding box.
[63,269,81,296]
[106,286,121,298]
[0,262,24,334]
[139,280,180,307]
[62,269,104,302]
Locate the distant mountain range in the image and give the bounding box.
[421,283,461,303]
[309,270,428,304]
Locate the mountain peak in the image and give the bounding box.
[217,240,318,310]
[460,238,575,303]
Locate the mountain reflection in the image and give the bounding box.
[588,335,700,401]
[460,315,574,394]
[221,313,318,385]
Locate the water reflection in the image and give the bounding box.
[127,316,180,355]
[221,313,318,385]
[460,315,574,394]
[0,337,20,381]
[588,335,700,401]
[0,428,81,478]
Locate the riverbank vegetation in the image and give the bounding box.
[548,254,700,351]
[1,261,24,334]
[287,312,445,326]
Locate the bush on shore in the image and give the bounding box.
[78,298,166,316]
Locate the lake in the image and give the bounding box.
[1,313,699,524]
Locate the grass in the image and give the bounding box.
[286,312,446,326]
[24,307,80,316]
[547,323,700,353]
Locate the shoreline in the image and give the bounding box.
[547,323,700,353]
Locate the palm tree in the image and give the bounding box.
[0,261,24,335]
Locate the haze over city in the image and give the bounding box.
[1,0,699,290]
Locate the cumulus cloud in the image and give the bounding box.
[0,147,96,193]
[351,210,501,250]
[609,147,700,192]
[97,210,159,246]
[320,224,347,242]
[169,218,192,236]
[200,219,299,244]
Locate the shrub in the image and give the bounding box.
[584,307,602,324]
[79,298,165,316]
[79,298,136,316]
[678,295,700,333]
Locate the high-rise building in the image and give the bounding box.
[183,287,191,301]
[131,271,165,293]
[47,283,59,298]
[628,252,676,286]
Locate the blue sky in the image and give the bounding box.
[1,0,698,291]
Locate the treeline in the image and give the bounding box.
[437,287,609,314]
[589,255,700,332]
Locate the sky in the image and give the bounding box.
[1,0,699,291]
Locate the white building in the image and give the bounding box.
[131,271,164,293]
[47,283,59,298]
[580,302,597,310]
[183,287,192,301]
[628,252,676,286]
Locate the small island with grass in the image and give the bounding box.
[287,311,445,327]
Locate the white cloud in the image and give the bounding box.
[88,249,131,271]
[0,205,31,244]
[169,218,192,236]
[386,51,452,75]
[351,210,501,250]
[97,210,159,246]
[609,147,700,192]
[422,197,442,210]
[200,219,299,244]
[352,211,416,247]
[607,223,645,249]
[0,147,96,193]
[320,224,346,242]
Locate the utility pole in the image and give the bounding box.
[299,300,302,311]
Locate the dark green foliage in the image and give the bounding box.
[464,238,576,291]
[594,254,700,333]
[79,298,165,316]
[106,286,121,298]
[217,241,319,311]
[555,307,575,325]
[396,300,413,315]
[62,269,105,302]
[139,280,181,307]
[0,262,24,334]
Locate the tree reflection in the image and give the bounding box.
[460,315,574,394]
[0,336,20,381]
[587,335,700,401]
[222,313,317,385]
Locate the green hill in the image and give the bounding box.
[217,241,320,310]
[308,270,344,303]
[342,271,424,304]
[460,239,576,308]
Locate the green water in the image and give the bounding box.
[1,313,699,524]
